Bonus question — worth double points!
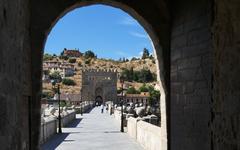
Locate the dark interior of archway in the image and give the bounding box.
[95,96,103,106]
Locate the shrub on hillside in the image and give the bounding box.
[43,53,53,61]
[62,78,76,86]
[139,84,149,92]
[49,71,62,82]
[85,59,91,64]
[60,55,69,60]
[69,58,76,63]
[41,91,53,99]
[84,50,96,59]
[120,68,156,83]
[126,87,140,94]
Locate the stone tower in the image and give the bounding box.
[80,69,117,104]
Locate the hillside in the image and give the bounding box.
[42,56,158,94]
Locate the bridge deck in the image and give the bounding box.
[41,107,144,150]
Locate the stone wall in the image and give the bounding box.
[127,117,138,139]
[0,0,32,149]
[170,0,212,149]
[40,119,57,144]
[137,121,162,150]
[40,110,76,144]
[61,111,76,127]
[212,0,240,149]
[126,117,162,150]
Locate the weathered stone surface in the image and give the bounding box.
[212,0,240,149]
[170,0,212,150]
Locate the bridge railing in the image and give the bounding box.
[40,110,76,144]
[113,110,163,150]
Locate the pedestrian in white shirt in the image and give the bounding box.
[101,104,104,113]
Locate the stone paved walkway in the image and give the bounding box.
[41,107,144,150]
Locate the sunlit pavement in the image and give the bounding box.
[41,107,144,150]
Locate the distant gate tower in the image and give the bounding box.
[80,69,117,105]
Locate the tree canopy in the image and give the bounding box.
[142,48,150,59]
[43,53,53,61]
[84,50,96,59]
[62,78,76,86]
[120,68,156,83]
[126,87,140,94]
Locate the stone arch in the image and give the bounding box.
[30,1,170,149]
[95,95,103,106]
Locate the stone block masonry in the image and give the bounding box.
[170,0,212,150]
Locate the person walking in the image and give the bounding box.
[101,104,104,113]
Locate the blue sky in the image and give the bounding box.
[44,4,153,60]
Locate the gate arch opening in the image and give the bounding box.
[95,96,103,106]
[31,1,170,149]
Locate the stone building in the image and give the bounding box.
[117,92,150,105]
[43,61,75,78]
[80,69,117,105]
[62,48,82,57]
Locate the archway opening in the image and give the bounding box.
[33,1,170,150]
[95,96,103,106]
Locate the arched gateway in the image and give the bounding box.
[80,69,118,105]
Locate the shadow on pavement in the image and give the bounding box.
[66,118,82,128]
[41,118,83,149]
[41,133,69,150]
[84,106,95,113]
[104,131,121,134]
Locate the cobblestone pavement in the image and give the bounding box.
[41,107,144,150]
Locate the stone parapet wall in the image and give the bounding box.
[40,111,76,144]
[127,117,139,139]
[114,110,162,150]
[137,121,161,150]
[61,111,76,127]
[114,109,122,124]
[40,119,57,144]
[127,117,162,150]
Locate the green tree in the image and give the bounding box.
[133,71,139,81]
[59,55,69,60]
[62,78,76,86]
[142,48,150,59]
[49,71,62,82]
[139,84,149,92]
[121,69,131,81]
[85,59,91,64]
[43,53,53,61]
[138,68,154,82]
[131,57,138,61]
[84,50,96,59]
[147,86,160,106]
[117,89,122,94]
[41,91,53,99]
[69,58,76,63]
[126,87,140,94]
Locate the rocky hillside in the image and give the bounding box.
[42,56,158,94]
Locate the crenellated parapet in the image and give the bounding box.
[82,68,117,73]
